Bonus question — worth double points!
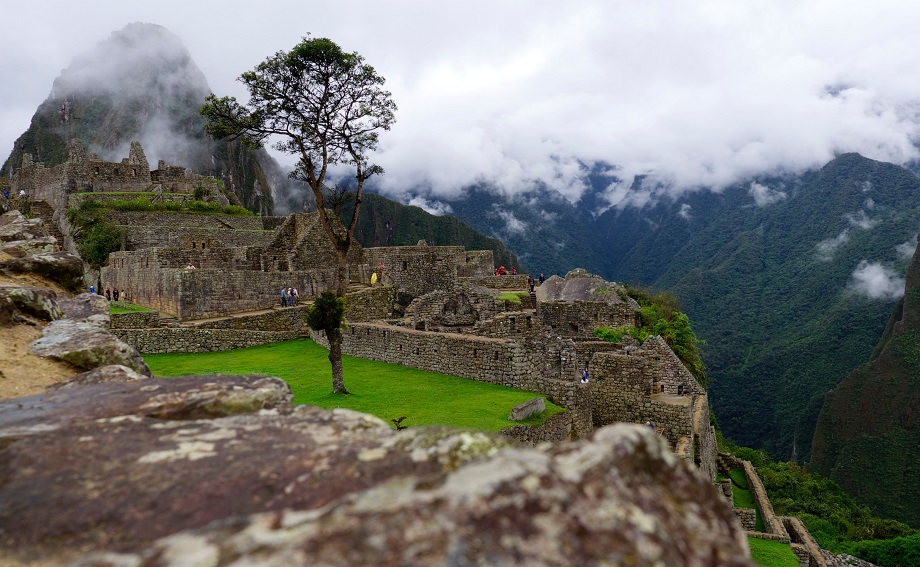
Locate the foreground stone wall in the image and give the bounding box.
[345,285,397,322]
[104,211,266,231]
[502,407,593,445]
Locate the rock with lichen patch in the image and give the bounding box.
[0,285,63,326]
[30,319,150,375]
[1,251,84,291]
[46,364,149,391]
[59,292,110,326]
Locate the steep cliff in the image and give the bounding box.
[810,234,920,527]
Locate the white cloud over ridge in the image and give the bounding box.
[4,1,920,209]
[749,182,787,207]
[849,260,905,300]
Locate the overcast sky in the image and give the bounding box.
[3,0,920,208]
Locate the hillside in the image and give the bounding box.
[810,238,920,527]
[427,153,920,463]
[0,23,278,214]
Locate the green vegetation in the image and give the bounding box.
[143,339,565,432]
[497,292,529,303]
[730,468,765,532]
[594,285,707,387]
[747,537,799,567]
[81,196,253,216]
[109,301,154,314]
[67,200,126,267]
[723,438,919,566]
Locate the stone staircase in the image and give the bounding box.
[30,200,64,244]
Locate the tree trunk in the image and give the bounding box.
[327,328,348,394]
[335,252,349,296]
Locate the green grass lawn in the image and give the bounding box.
[731,468,766,532]
[144,338,566,432]
[109,301,155,314]
[748,537,799,567]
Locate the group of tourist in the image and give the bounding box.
[280,287,299,307]
[88,285,129,302]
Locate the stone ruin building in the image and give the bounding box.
[10,140,718,479]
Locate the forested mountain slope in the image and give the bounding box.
[602,154,920,460]
[810,237,920,527]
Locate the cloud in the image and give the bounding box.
[6,1,920,209]
[491,207,527,236]
[845,210,877,230]
[749,182,787,207]
[678,203,692,219]
[896,239,917,259]
[816,230,849,261]
[406,196,453,216]
[849,260,905,300]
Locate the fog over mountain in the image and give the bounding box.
[4,1,920,220]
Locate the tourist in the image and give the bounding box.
[113,289,119,301]
[511,267,516,275]
[580,367,589,383]
[371,271,378,285]
[18,189,25,196]
[2,188,8,199]
[539,273,545,284]
[280,287,287,307]
[122,290,128,303]
[528,277,535,292]
[89,285,95,295]
[292,287,299,305]
[105,287,111,301]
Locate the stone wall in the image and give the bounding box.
[405,286,509,330]
[313,323,585,411]
[462,274,530,290]
[643,335,705,397]
[109,312,164,329]
[458,250,494,277]
[734,508,757,532]
[112,328,301,354]
[121,225,274,250]
[538,300,638,338]
[105,211,265,231]
[472,311,544,339]
[783,516,828,567]
[743,460,789,539]
[190,306,312,332]
[365,246,492,299]
[103,252,337,320]
[345,286,397,322]
[502,408,593,445]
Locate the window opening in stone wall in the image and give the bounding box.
[494,351,499,361]
[94,167,99,175]
[415,347,419,355]
[114,168,118,175]
[132,168,137,176]
[402,260,408,270]
[677,384,685,395]
[192,243,196,249]
[473,349,478,359]
[569,322,579,334]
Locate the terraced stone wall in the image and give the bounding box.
[314,323,584,410]
[462,274,530,290]
[112,328,300,353]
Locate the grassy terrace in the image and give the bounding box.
[748,537,799,567]
[109,301,155,314]
[731,467,766,532]
[144,338,566,432]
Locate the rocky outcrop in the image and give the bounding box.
[0,251,84,291]
[0,284,62,326]
[0,374,753,566]
[46,363,149,391]
[30,319,151,375]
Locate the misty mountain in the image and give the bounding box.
[810,239,920,527]
[410,153,920,463]
[0,23,279,214]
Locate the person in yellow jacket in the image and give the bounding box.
[370,272,378,285]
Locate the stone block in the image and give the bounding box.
[508,397,545,421]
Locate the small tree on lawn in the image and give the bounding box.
[201,36,396,394]
[306,292,348,393]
